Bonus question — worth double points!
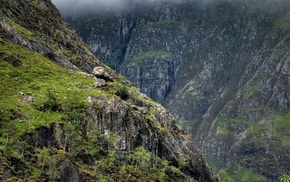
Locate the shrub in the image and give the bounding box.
[127,146,151,170]
[41,90,60,112]
[280,175,290,182]
[115,84,129,100]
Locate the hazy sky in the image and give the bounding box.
[51,0,285,16]
[51,0,199,15]
[52,0,124,8]
[51,0,160,13]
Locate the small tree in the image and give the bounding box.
[43,90,60,111]
[178,154,187,169]
[108,150,116,166]
[36,147,50,169]
[128,146,151,170]
[47,155,57,181]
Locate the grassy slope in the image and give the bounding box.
[0,12,194,180]
[0,37,93,143]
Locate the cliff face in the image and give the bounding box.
[0,0,215,181]
[61,0,290,180]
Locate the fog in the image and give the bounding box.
[51,0,163,15]
[51,0,199,16]
[51,0,288,16]
[52,0,125,10]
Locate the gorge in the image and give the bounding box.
[56,0,290,181]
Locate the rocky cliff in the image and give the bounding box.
[61,0,290,180]
[0,0,215,181]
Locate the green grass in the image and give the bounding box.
[205,156,220,173]
[277,15,290,30]
[243,0,286,18]
[225,164,268,182]
[272,110,290,147]
[245,85,262,95]
[214,117,249,137]
[245,110,290,147]
[0,37,176,157]
[215,118,230,136]
[5,18,35,41]
[132,50,172,63]
[0,38,106,148]
[214,110,290,147]
[208,110,290,181]
[148,20,180,28]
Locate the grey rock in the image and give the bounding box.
[93,77,106,87]
[92,66,113,82]
[59,162,83,182]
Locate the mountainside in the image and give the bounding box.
[0,0,216,181]
[60,0,290,181]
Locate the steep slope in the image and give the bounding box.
[61,0,290,180]
[0,0,215,181]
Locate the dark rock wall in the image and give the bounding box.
[20,94,215,181]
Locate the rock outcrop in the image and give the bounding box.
[92,66,113,82]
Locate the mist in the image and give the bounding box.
[51,0,288,16]
[52,0,122,14]
[50,0,181,19]
[52,0,124,10]
[51,0,162,15]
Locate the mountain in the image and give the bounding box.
[60,0,290,181]
[0,0,216,181]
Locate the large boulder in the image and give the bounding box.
[92,66,113,82]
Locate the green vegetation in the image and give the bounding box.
[177,119,192,131]
[36,147,57,181]
[125,146,186,181]
[0,37,109,163]
[210,110,290,181]
[54,0,290,180]
[5,18,35,41]
[224,164,268,182]
[182,83,202,100]
[277,15,290,30]
[271,110,290,147]
[0,17,191,180]
[0,37,187,181]
[149,20,180,28]
[0,1,215,181]
[127,146,151,170]
[2,39,86,121]
[113,83,129,100]
[244,85,262,95]
[280,175,290,182]
[213,117,249,138]
[215,118,231,136]
[71,145,187,181]
[132,50,172,63]
[243,110,290,147]
[127,86,160,106]
[214,110,290,147]
[218,170,234,182]
[177,154,187,169]
[243,0,285,22]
